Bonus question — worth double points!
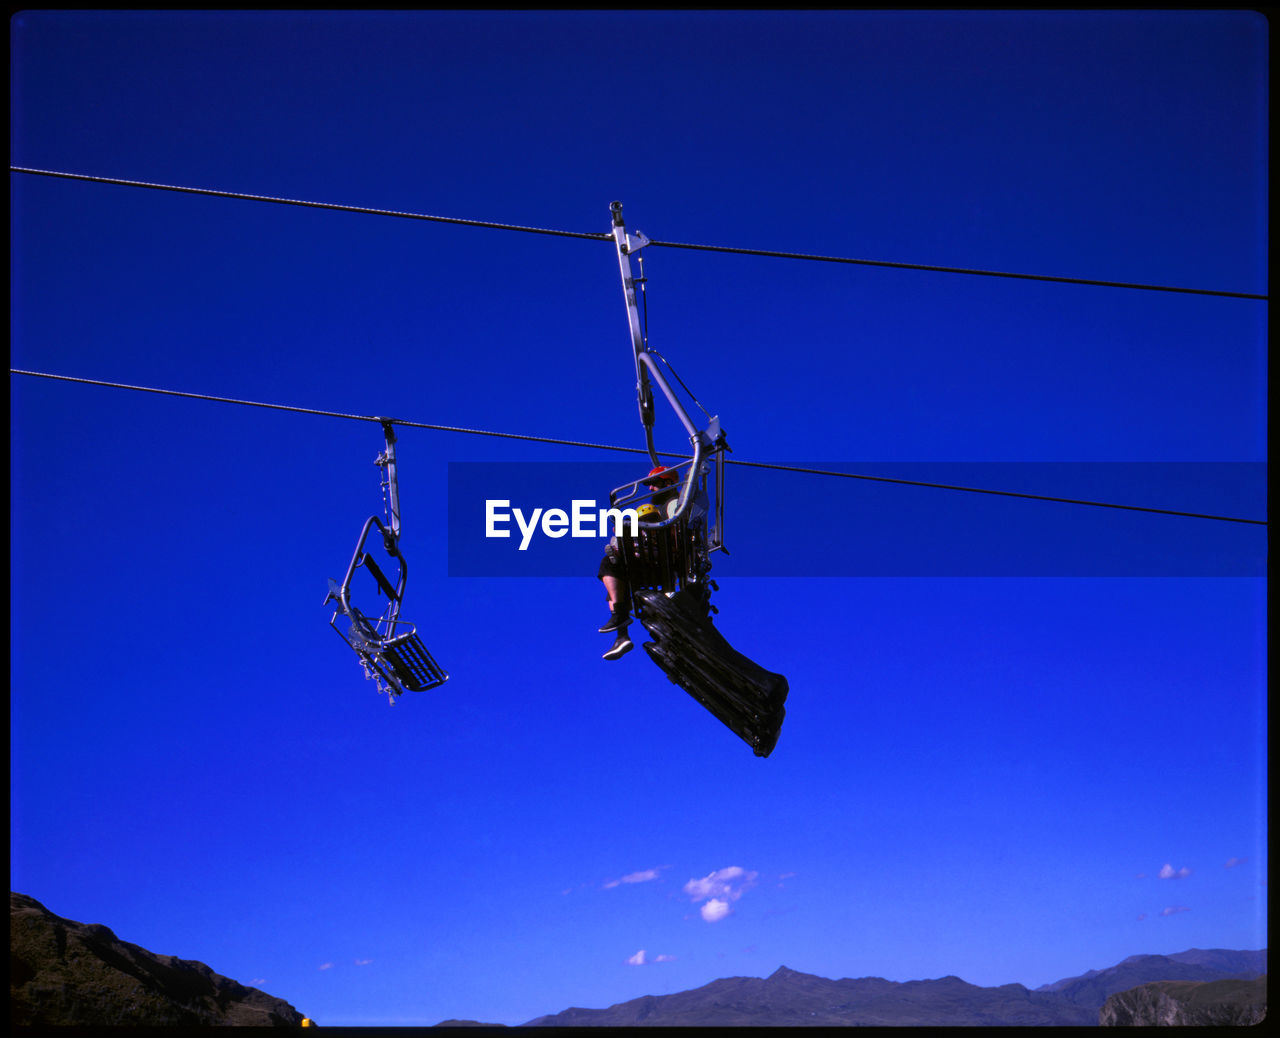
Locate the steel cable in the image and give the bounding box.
[10,368,1266,525]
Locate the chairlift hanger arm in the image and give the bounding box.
[611,204,720,448]
[611,201,727,540]
[611,201,660,464]
[375,418,402,544]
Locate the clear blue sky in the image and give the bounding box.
[10,10,1267,1027]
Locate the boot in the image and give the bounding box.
[598,607,631,633]
[602,630,634,661]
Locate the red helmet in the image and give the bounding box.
[646,465,679,487]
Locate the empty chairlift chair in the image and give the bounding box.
[325,420,448,701]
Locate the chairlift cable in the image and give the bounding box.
[9,367,1266,526]
[643,237,1269,301]
[9,166,1267,300]
[8,166,611,243]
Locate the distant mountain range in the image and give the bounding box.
[7,891,1264,1028]
[516,950,1266,1028]
[1034,948,1268,1008]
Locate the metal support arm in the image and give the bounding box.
[611,201,727,550]
[375,418,402,547]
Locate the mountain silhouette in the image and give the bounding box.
[9,890,1264,1028]
[522,965,1097,1026]
[518,952,1266,1028]
[1034,948,1266,1008]
[10,892,307,1027]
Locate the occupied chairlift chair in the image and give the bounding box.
[325,420,448,700]
[607,202,788,756]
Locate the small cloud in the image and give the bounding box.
[1136,914,1147,922]
[626,949,674,965]
[604,867,665,890]
[1224,857,1247,869]
[1158,863,1191,880]
[701,898,732,923]
[1160,906,1191,916]
[319,963,334,971]
[250,978,267,987]
[354,959,373,966]
[684,866,758,904]
[1135,872,1148,880]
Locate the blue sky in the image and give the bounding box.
[9,9,1267,1027]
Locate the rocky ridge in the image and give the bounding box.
[10,892,306,1027]
[1099,976,1266,1026]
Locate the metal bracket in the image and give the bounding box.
[623,229,650,255]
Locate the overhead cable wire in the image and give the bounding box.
[643,237,1268,301]
[8,166,610,243]
[10,166,1267,301]
[10,368,1266,526]
[724,458,1265,525]
[7,368,641,454]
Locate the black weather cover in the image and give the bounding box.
[635,589,789,757]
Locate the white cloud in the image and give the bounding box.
[627,949,675,965]
[1159,863,1191,880]
[605,867,665,889]
[1224,857,1247,868]
[701,898,732,923]
[354,959,373,966]
[318,963,334,971]
[1160,905,1191,916]
[683,866,758,904]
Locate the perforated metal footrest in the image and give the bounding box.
[382,632,449,692]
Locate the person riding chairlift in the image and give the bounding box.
[597,464,687,661]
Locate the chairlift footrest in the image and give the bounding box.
[382,632,449,692]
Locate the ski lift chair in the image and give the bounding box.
[606,202,787,755]
[325,421,448,700]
